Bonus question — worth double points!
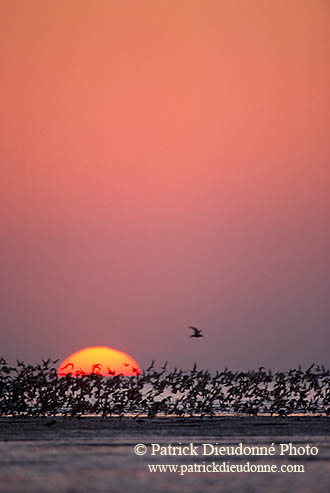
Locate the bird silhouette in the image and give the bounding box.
[92,363,102,373]
[59,362,74,371]
[189,326,204,338]
[146,360,155,371]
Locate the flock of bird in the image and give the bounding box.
[0,357,329,418]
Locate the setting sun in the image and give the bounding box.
[58,346,141,377]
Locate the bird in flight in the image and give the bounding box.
[189,326,204,338]
[92,363,102,373]
[59,362,74,371]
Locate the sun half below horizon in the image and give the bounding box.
[58,346,141,377]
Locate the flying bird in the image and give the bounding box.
[131,366,141,375]
[146,360,155,371]
[59,362,74,371]
[92,363,102,373]
[189,326,204,338]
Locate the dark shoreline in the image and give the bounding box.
[1,416,329,441]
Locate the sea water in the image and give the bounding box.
[0,416,329,493]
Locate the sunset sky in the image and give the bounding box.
[1,0,329,370]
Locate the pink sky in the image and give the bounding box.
[1,0,329,369]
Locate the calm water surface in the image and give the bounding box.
[0,417,329,493]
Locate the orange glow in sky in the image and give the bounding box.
[58,346,141,377]
[1,1,329,370]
